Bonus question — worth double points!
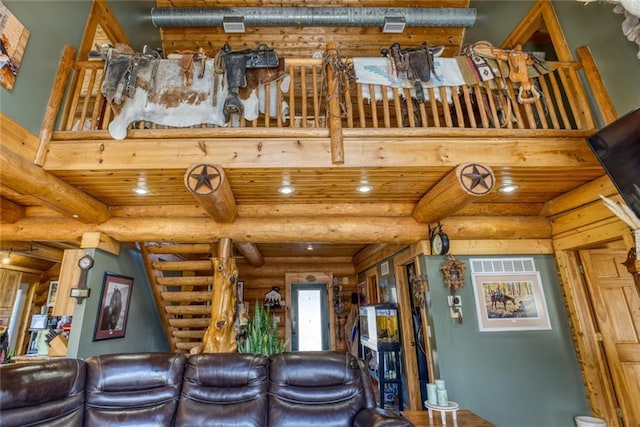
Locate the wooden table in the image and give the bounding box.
[402,410,495,426]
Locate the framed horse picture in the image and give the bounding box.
[470,257,551,332]
[93,272,134,340]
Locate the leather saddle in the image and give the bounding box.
[381,42,444,103]
[462,41,542,104]
[221,43,279,122]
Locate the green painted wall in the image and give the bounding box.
[421,254,589,427]
[67,246,169,359]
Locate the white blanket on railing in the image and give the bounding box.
[352,57,465,103]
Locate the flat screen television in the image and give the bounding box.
[586,107,640,219]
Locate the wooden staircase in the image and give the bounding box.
[140,242,220,353]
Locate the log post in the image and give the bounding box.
[196,238,239,353]
[325,41,345,165]
[36,45,76,166]
[184,163,237,222]
[412,163,495,223]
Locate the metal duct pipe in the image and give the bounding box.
[151,7,476,28]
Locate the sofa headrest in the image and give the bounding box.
[0,358,85,410]
[186,353,268,387]
[85,352,185,392]
[269,351,359,387]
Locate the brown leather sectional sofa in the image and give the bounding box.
[0,351,413,426]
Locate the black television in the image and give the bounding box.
[586,107,640,219]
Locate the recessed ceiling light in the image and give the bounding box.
[499,184,519,193]
[356,183,373,193]
[278,184,295,195]
[306,244,313,251]
[133,175,150,195]
[279,173,295,195]
[132,186,150,195]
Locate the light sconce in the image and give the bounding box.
[383,16,406,33]
[2,249,12,265]
[132,175,150,195]
[278,173,295,195]
[223,16,245,33]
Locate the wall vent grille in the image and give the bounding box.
[470,258,536,274]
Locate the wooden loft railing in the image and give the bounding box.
[39,44,605,162]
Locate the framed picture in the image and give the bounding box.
[0,1,30,90]
[471,258,551,332]
[94,272,134,340]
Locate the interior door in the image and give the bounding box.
[580,249,640,425]
[290,283,329,351]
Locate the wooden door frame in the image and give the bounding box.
[393,248,426,411]
[555,229,636,426]
[284,272,335,351]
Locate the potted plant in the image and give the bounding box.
[238,301,287,356]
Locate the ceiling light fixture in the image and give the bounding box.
[499,183,519,193]
[2,249,12,265]
[306,244,314,251]
[278,172,295,195]
[133,175,150,195]
[356,183,373,193]
[357,170,373,193]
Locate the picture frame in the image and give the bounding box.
[0,1,30,90]
[93,272,134,340]
[471,258,551,332]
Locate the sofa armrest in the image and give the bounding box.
[353,408,414,427]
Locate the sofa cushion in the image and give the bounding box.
[84,352,186,426]
[268,351,369,427]
[0,358,86,427]
[174,353,269,427]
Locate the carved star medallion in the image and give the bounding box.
[186,164,222,195]
[460,163,494,195]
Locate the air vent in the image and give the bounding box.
[470,258,536,274]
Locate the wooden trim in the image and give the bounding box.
[576,46,617,125]
[555,250,622,425]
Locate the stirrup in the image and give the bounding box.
[517,85,540,104]
[223,94,244,122]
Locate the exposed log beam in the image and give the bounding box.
[1,197,25,223]
[234,241,265,267]
[81,232,120,256]
[412,163,495,223]
[43,136,599,170]
[541,174,615,217]
[0,145,111,223]
[0,215,551,243]
[184,164,237,223]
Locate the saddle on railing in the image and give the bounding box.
[381,42,444,103]
[220,43,279,122]
[461,41,543,104]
